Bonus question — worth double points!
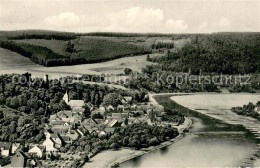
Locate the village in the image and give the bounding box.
[0,85,179,168]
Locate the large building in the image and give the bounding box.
[63,91,85,110]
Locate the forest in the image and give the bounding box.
[150,33,260,74]
[125,33,260,93]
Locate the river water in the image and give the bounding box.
[121,93,260,167]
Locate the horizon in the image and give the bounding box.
[1,0,259,33]
[1,29,259,34]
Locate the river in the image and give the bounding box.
[121,93,260,167]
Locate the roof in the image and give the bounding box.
[29,145,45,151]
[17,151,28,158]
[108,119,118,127]
[117,105,125,109]
[60,135,71,141]
[124,96,133,102]
[104,127,115,133]
[58,110,73,118]
[111,113,129,118]
[50,134,60,139]
[68,100,85,107]
[106,105,114,110]
[82,118,98,126]
[51,126,69,134]
[50,120,66,125]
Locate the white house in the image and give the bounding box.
[42,138,58,152]
[106,105,115,111]
[11,143,21,154]
[28,145,45,158]
[0,142,11,157]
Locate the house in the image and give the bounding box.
[43,131,59,152]
[117,105,125,111]
[50,120,66,126]
[11,151,28,168]
[50,134,62,148]
[60,135,73,144]
[82,118,98,128]
[61,130,79,141]
[104,127,115,133]
[28,145,45,158]
[63,91,85,110]
[51,111,82,125]
[124,96,133,104]
[11,142,21,154]
[0,142,11,157]
[255,106,260,113]
[99,131,107,136]
[51,125,70,134]
[42,137,58,152]
[106,105,114,111]
[99,106,106,114]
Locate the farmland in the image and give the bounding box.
[0,36,151,66]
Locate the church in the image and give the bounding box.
[63,91,85,110]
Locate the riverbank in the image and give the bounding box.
[169,93,260,166]
[120,94,259,167]
[83,116,192,168]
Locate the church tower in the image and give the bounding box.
[63,91,69,104]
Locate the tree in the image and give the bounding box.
[124,68,133,75]
[0,93,5,105]
[102,93,122,107]
[110,143,119,150]
[83,154,89,162]
[10,97,19,109]
[83,106,91,119]
[92,113,103,119]
[147,54,151,61]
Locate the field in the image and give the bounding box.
[0,36,150,66]
[0,30,195,67]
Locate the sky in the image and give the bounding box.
[0,0,259,33]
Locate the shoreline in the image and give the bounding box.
[111,117,192,168]
[82,116,192,168]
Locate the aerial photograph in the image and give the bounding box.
[0,0,259,167]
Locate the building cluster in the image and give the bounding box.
[0,91,165,167]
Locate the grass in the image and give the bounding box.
[154,95,258,142]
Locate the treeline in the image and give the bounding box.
[231,101,260,120]
[8,34,77,40]
[150,33,260,74]
[81,32,192,38]
[152,42,174,49]
[0,30,77,40]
